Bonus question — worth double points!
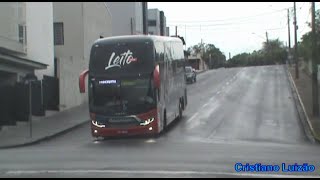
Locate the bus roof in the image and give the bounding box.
[93,35,183,46]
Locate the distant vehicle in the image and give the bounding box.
[185,66,196,83]
[79,35,187,139]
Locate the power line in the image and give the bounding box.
[168,7,291,24]
[298,5,312,34]
[168,17,287,28]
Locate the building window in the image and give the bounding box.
[18,25,24,43]
[149,32,154,35]
[54,22,64,45]
[148,20,156,26]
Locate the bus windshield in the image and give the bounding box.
[91,74,156,115]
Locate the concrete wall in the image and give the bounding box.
[53,2,84,111]
[0,2,54,79]
[53,2,112,111]
[148,9,160,35]
[24,2,54,79]
[134,2,143,34]
[0,2,26,53]
[107,2,143,36]
[166,27,170,36]
[83,2,112,62]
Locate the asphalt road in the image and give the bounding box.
[1,65,320,178]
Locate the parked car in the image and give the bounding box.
[185,66,196,83]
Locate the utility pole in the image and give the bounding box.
[266,31,271,62]
[142,2,148,35]
[175,26,177,36]
[287,8,292,65]
[294,2,299,79]
[311,2,319,116]
[185,24,187,50]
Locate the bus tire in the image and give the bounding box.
[163,110,167,132]
[184,89,188,106]
[178,101,183,120]
[181,97,185,110]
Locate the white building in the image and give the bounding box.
[53,2,112,111]
[0,2,54,85]
[148,8,167,36]
[106,2,145,36]
[148,9,160,35]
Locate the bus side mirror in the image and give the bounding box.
[79,69,89,93]
[153,65,160,89]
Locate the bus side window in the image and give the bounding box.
[156,88,160,102]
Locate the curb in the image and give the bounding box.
[0,120,89,149]
[285,65,318,143]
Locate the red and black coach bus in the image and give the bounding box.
[79,35,187,138]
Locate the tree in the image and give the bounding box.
[298,9,320,63]
[226,38,287,67]
[262,39,287,64]
[187,43,226,69]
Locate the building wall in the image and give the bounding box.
[148,9,160,35]
[53,2,112,111]
[0,2,26,54]
[135,2,143,34]
[159,11,166,36]
[53,2,84,110]
[0,2,54,79]
[24,2,54,79]
[106,2,143,36]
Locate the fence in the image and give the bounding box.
[0,76,59,127]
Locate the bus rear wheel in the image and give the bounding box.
[178,100,183,120]
[163,110,167,132]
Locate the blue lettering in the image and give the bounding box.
[249,164,255,171]
[309,165,315,172]
[236,163,315,173]
[282,163,288,172]
[273,165,280,172]
[296,164,302,172]
[234,163,242,172]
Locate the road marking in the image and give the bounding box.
[186,112,199,123]
[5,169,320,178]
[216,91,221,95]
[226,82,229,85]
[202,103,209,108]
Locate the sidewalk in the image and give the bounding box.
[0,103,89,149]
[287,66,320,142]
[196,69,207,74]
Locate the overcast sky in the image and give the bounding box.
[148,2,319,58]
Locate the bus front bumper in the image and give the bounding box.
[91,119,158,138]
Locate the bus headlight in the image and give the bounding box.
[92,120,106,128]
[140,117,155,126]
